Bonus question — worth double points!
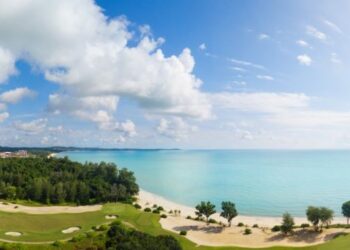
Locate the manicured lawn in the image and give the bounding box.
[0,203,350,249]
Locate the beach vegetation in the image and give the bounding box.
[271,225,281,232]
[161,214,167,218]
[237,222,244,227]
[220,201,238,227]
[306,206,334,231]
[195,201,216,225]
[252,224,259,228]
[134,203,142,209]
[301,223,310,229]
[244,228,252,235]
[341,201,350,224]
[144,207,151,212]
[280,213,294,235]
[180,230,187,236]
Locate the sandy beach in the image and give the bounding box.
[138,189,349,247]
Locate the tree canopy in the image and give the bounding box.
[342,201,350,224]
[280,213,294,235]
[195,201,216,225]
[220,201,238,227]
[306,206,333,231]
[0,157,139,205]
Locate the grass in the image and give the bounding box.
[0,203,349,249]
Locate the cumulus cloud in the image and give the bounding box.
[0,112,9,122]
[0,87,36,104]
[0,0,211,121]
[330,53,341,64]
[199,43,206,50]
[14,118,47,133]
[256,75,274,81]
[211,92,310,113]
[306,26,327,40]
[297,54,312,66]
[296,40,311,48]
[0,47,16,83]
[258,33,270,40]
[156,117,197,141]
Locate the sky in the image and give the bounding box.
[1,0,350,149]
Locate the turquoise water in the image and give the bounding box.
[59,150,350,217]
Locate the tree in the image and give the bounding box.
[306,206,334,231]
[319,207,333,229]
[342,201,350,224]
[280,213,294,235]
[306,206,320,231]
[220,201,238,227]
[195,201,216,225]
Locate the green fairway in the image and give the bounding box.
[0,203,349,249]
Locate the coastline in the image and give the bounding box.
[137,189,350,248]
[137,189,346,227]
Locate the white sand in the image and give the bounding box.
[5,232,21,237]
[0,202,102,214]
[105,215,117,219]
[138,189,346,227]
[62,227,80,234]
[137,189,349,247]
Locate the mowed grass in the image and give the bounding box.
[0,203,350,250]
[0,210,107,242]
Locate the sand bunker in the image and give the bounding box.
[105,215,118,219]
[5,232,21,237]
[62,227,80,234]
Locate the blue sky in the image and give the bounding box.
[0,0,350,148]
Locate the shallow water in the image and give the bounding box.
[59,149,350,217]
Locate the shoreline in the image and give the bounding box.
[137,189,346,227]
[137,189,349,248]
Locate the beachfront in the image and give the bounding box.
[138,189,350,248]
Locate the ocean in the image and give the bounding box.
[59,149,350,217]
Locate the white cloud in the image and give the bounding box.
[256,75,274,81]
[0,112,9,122]
[0,0,211,120]
[323,20,343,34]
[330,53,341,64]
[0,87,36,104]
[258,33,270,40]
[199,43,206,50]
[156,117,197,141]
[0,103,6,111]
[230,66,246,72]
[211,92,310,113]
[14,118,47,133]
[229,58,265,70]
[0,47,16,83]
[296,40,310,48]
[297,54,312,66]
[306,26,327,40]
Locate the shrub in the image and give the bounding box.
[301,223,310,229]
[252,224,259,228]
[271,225,281,232]
[152,204,158,208]
[157,206,164,211]
[52,241,62,247]
[160,214,167,219]
[237,222,244,227]
[144,207,151,212]
[180,230,187,236]
[133,203,142,209]
[152,209,160,214]
[244,228,252,235]
[186,215,192,219]
[208,218,217,224]
[98,224,108,231]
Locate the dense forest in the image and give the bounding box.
[0,157,139,204]
[106,221,182,250]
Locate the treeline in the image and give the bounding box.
[106,221,182,250]
[0,157,139,205]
